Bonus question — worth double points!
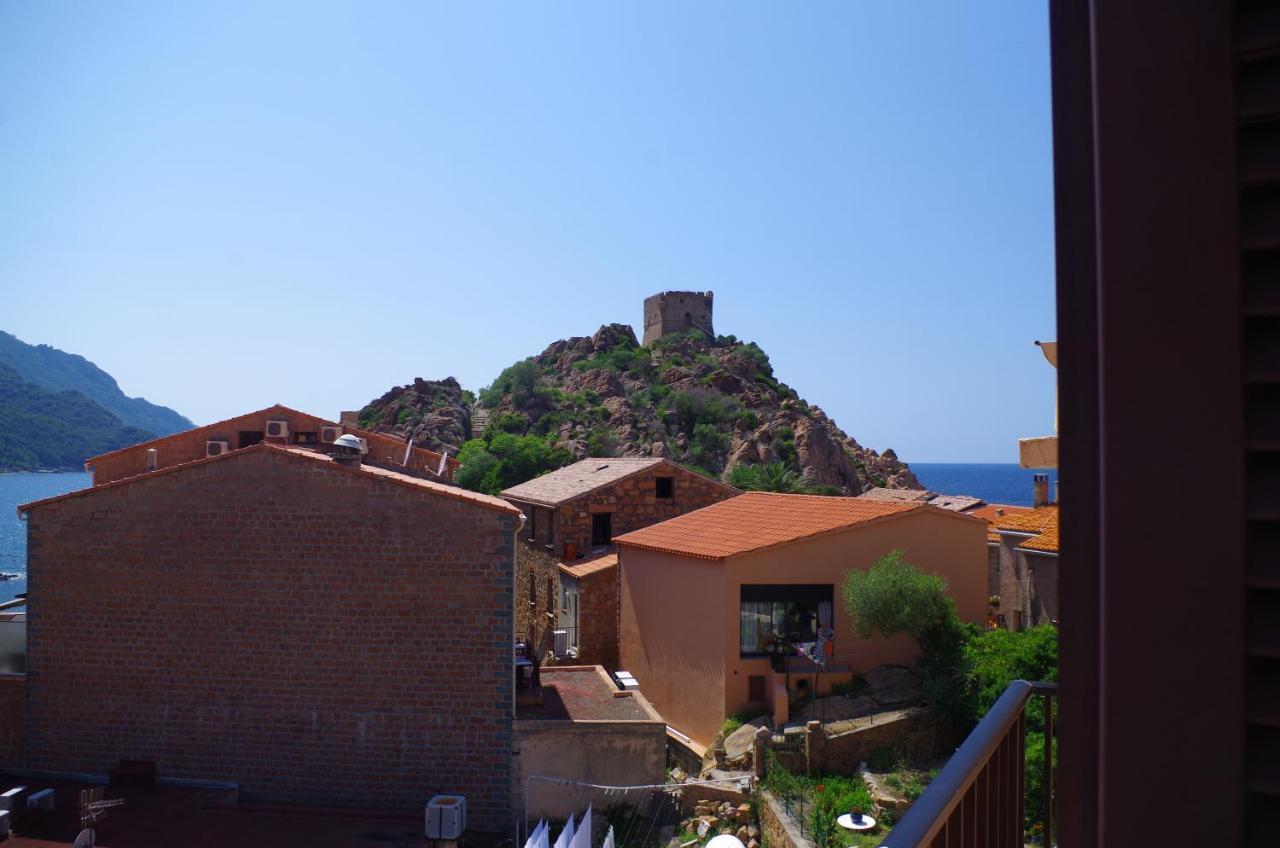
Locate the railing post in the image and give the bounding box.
[1043,690,1054,846]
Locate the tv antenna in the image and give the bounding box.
[436,450,449,478]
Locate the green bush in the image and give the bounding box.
[670,387,738,433]
[454,434,570,495]
[485,411,527,437]
[479,359,540,407]
[720,706,768,738]
[586,428,618,457]
[396,406,415,425]
[867,746,898,772]
[690,422,728,468]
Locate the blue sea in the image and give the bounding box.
[0,472,91,605]
[909,463,1051,508]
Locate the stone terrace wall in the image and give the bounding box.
[555,463,736,558]
[805,709,950,775]
[24,448,516,829]
[0,675,23,769]
[757,790,816,848]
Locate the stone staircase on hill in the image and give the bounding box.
[471,406,490,440]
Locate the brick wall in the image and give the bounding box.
[88,406,455,486]
[25,447,515,828]
[555,464,736,559]
[0,675,23,769]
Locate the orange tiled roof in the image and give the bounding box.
[614,492,978,561]
[558,552,618,579]
[991,505,1059,553]
[20,442,518,517]
[967,503,1034,543]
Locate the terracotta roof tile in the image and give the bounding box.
[614,492,977,561]
[966,503,1034,543]
[558,553,618,579]
[991,505,1059,553]
[502,457,734,507]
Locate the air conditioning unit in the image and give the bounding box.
[265,420,289,438]
[553,629,569,658]
[320,425,342,443]
[206,440,231,457]
[426,794,466,840]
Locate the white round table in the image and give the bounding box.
[836,813,877,832]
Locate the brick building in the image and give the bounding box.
[503,458,738,667]
[85,403,459,486]
[18,442,520,829]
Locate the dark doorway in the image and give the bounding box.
[591,512,613,547]
[238,431,264,448]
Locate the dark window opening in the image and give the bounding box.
[238,431,264,448]
[739,583,833,656]
[656,476,674,498]
[748,675,766,703]
[294,431,318,445]
[591,512,613,547]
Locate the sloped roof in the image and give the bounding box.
[614,491,980,561]
[20,442,518,516]
[928,494,985,512]
[991,505,1059,553]
[966,503,1034,543]
[558,552,618,580]
[502,457,734,507]
[856,487,936,503]
[83,403,459,470]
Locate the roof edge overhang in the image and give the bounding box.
[503,458,738,508]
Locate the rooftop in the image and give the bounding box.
[856,487,936,504]
[966,503,1035,542]
[991,504,1060,553]
[558,552,618,580]
[516,666,657,721]
[614,491,979,561]
[19,441,519,517]
[502,457,732,507]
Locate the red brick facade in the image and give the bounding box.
[22,446,517,828]
[87,405,457,487]
[0,675,22,769]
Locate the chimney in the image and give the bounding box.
[146,448,158,472]
[339,410,359,428]
[329,434,364,469]
[1033,473,1050,508]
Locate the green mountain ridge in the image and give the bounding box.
[0,331,191,436]
[0,362,156,472]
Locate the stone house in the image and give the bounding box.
[84,403,458,486]
[614,492,987,749]
[984,504,1060,629]
[17,441,521,829]
[503,457,738,667]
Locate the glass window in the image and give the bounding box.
[739,584,833,656]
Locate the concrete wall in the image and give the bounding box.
[24,447,516,829]
[514,719,666,820]
[0,675,23,769]
[619,549,727,746]
[994,541,1059,629]
[620,509,987,749]
[88,406,455,486]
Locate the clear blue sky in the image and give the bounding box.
[0,2,1055,463]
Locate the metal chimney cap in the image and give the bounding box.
[332,434,363,451]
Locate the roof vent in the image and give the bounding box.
[596,464,609,471]
[330,434,364,468]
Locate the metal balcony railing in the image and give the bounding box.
[879,680,1057,848]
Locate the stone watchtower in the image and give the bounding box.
[642,291,715,346]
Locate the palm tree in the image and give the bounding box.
[756,462,804,493]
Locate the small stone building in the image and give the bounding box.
[19,442,520,829]
[985,505,1060,629]
[503,458,738,667]
[84,403,458,486]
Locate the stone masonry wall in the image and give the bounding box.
[555,463,737,559]
[0,675,23,769]
[575,564,619,669]
[24,447,516,829]
[642,291,715,346]
[516,542,561,644]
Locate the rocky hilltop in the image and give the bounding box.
[359,324,918,495]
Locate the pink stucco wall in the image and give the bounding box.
[619,509,988,747]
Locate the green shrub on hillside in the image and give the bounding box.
[479,359,540,407]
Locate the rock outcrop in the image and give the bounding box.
[357,325,919,494]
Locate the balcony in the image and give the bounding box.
[879,680,1057,847]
